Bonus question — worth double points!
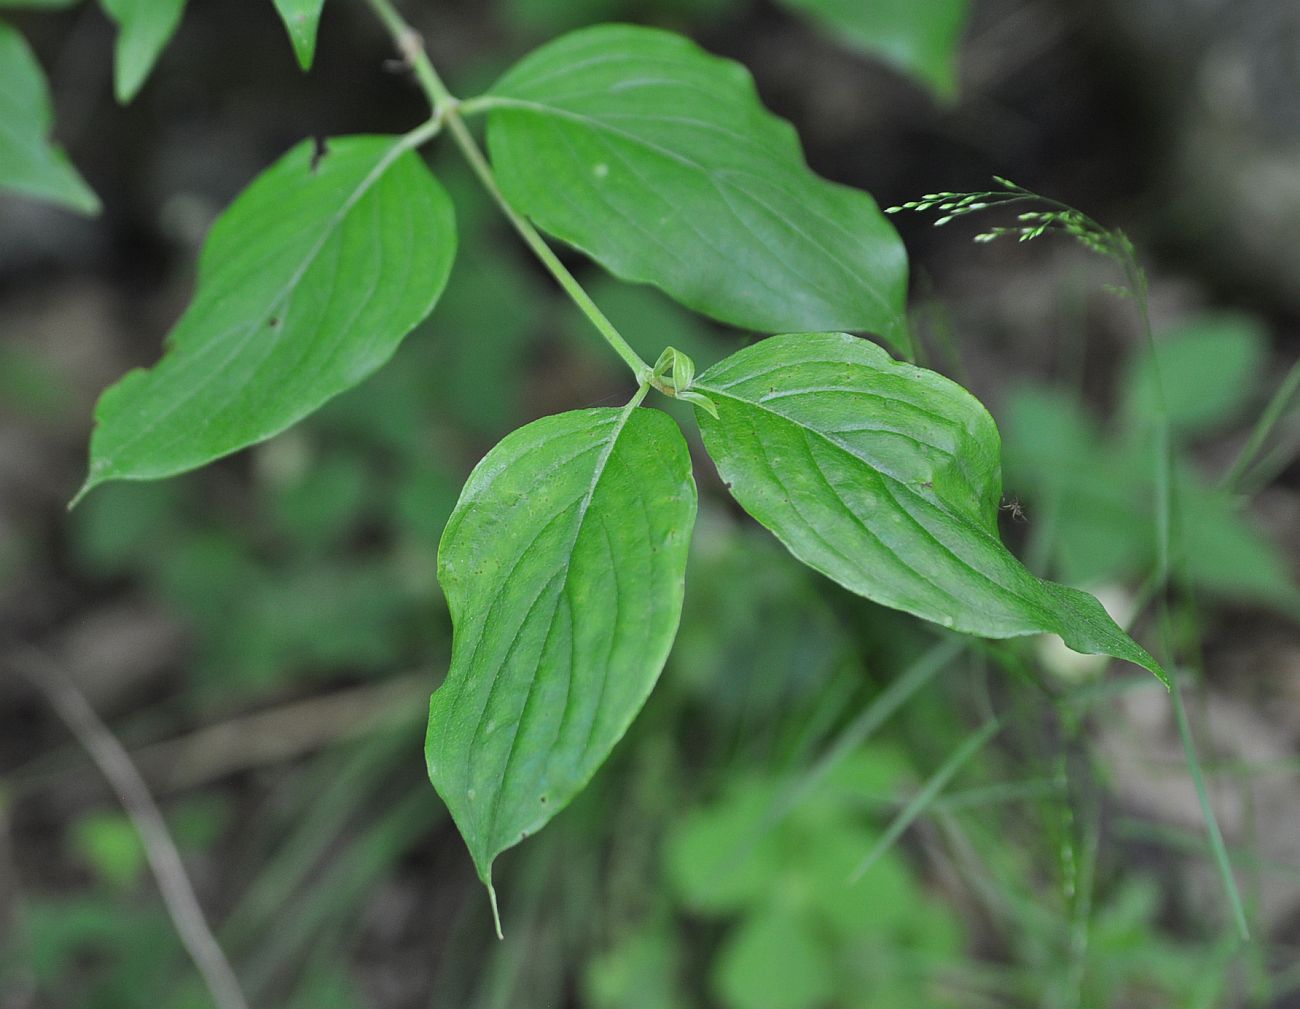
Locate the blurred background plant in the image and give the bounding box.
[2,0,1300,1006]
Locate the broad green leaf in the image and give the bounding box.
[585,924,686,1009]
[501,0,624,33]
[1179,475,1300,614]
[776,0,969,100]
[272,0,325,71]
[693,333,1165,681]
[0,22,99,213]
[1002,386,1151,585]
[1123,313,1267,437]
[664,780,785,915]
[99,0,187,103]
[502,0,732,33]
[482,24,909,353]
[78,135,456,501]
[1004,386,1300,612]
[713,908,833,1009]
[427,404,696,917]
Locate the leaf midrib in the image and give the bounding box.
[444,407,642,864]
[698,382,1056,626]
[484,95,900,327]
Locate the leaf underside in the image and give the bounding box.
[79,134,456,501]
[485,23,910,353]
[427,406,697,887]
[0,21,99,213]
[694,333,1165,682]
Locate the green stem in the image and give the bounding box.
[458,95,510,118]
[443,113,653,385]
[1124,258,1172,585]
[362,0,456,110]
[1220,356,1300,494]
[401,114,444,150]
[359,0,653,387]
[1170,680,1250,941]
[848,717,1001,882]
[1123,245,1250,942]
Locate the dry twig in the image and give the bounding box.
[6,643,250,1009]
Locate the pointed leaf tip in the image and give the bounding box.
[694,333,1165,681]
[487,880,504,940]
[100,0,187,104]
[427,406,696,887]
[82,134,457,489]
[272,0,326,72]
[0,23,101,214]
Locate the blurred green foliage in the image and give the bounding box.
[775,0,968,99]
[662,750,961,1009]
[1001,312,1300,616]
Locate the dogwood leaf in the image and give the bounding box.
[694,333,1165,682]
[79,134,456,501]
[427,404,696,928]
[272,0,326,70]
[99,0,187,103]
[482,24,909,353]
[0,21,98,213]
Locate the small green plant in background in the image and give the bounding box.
[892,181,1274,940]
[1003,312,1300,616]
[662,748,963,1009]
[1,801,227,1009]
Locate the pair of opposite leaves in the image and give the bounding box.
[76,25,1163,900]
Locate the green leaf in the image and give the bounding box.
[78,134,456,502]
[713,908,834,1009]
[71,812,146,889]
[585,923,686,1009]
[664,779,785,915]
[776,0,969,100]
[0,21,99,213]
[1003,385,1300,613]
[1123,313,1268,437]
[1002,386,1152,585]
[1178,475,1300,613]
[99,0,187,103]
[482,24,909,353]
[693,333,1165,681]
[426,403,696,921]
[272,0,325,71]
[500,0,624,34]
